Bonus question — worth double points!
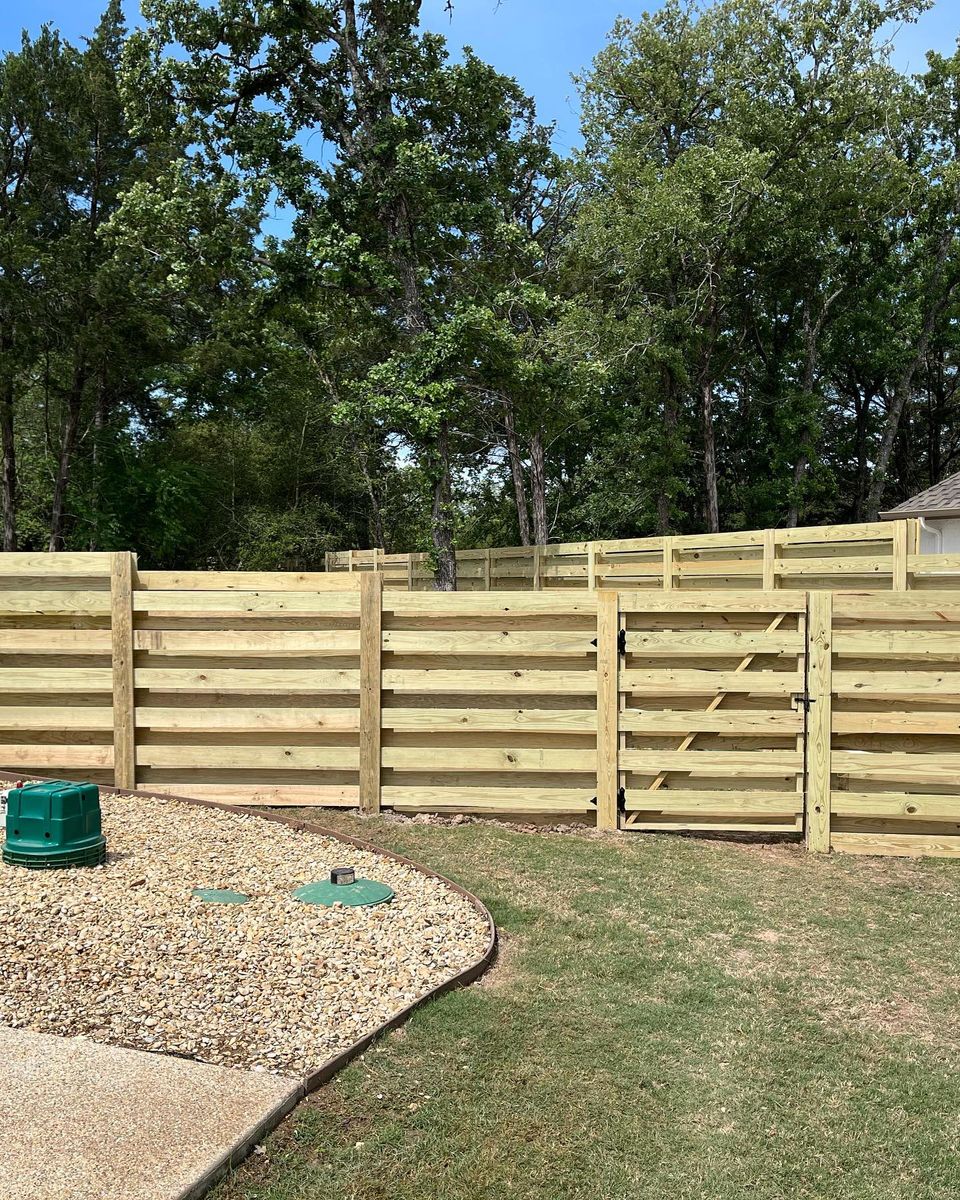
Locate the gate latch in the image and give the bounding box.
[791,692,816,713]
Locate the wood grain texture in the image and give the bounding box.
[596,589,619,830]
[359,573,382,814]
[806,592,833,852]
[110,552,137,790]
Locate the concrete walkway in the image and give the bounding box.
[0,1028,299,1200]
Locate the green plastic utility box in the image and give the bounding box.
[3,780,107,869]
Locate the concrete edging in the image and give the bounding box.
[0,772,497,1200]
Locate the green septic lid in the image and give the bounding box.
[191,888,249,904]
[292,878,394,907]
[3,780,106,870]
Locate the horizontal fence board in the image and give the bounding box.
[0,707,114,730]
[382,708,596,732]
[0,591,112,616]
[133,592,361,616]
[135,745,359,770]
[619,592,807,613]
[381,747,592,772]
[381,669,596,694]
[833,671,960,697]
[382,786,595,812]
[832,831,960,857]
[622,670,802,695]
[0,553,114,575]
[832,630,960,658]
[831,793,960,820]
[0,630,113,652]
[832,711,960,734]
[622,750,801,776]
[620,710,802,734]
[138,783,360,806]
[135,707,361,733]
[623,790,800,815]
[0,745,114,768]
[381,630,594,654]
[138,571,361,591]
[625,631,803,656]
[134,668,360,693]
[132,630,360,655]
[0,668,113,692]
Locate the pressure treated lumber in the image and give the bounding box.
[596,590,619,830]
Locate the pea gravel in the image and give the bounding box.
[0,792,490,1077]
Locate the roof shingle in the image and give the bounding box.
[881,470,960,518]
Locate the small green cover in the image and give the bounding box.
[3,780,106,869]
[292,878,394,907]
[191,888,250,905]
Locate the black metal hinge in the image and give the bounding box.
[589,787,626,812]
[791,692,816,713]
[589,629,627,656]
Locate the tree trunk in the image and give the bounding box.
[853,386,871,521]
[866,331,939,520]
[502,397,531,545]
[866,224,958,519]
[529,430,548,544]
[431,419,456,591]
[785,453,806,528]
[48,364,85,552]
[89,380,106,551]
[657,376,679,534]
[0,340,16,551]
[355,439,386,550]
[701,377,720,533]
[787,297,827,528]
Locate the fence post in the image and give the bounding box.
[484,548,492,591]
[806,591,832,852]
[662,537,674,590]
[359,572,383,814]
[763,528,776,590]
[532,544,542,591]
[587,543,597,591]
[596,588,620,830]
[892,521,908,591]
[110,551,136,792]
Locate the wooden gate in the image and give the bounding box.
[601,592,809,835]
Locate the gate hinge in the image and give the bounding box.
[589,787,626,811]
[791,691,816,713]
[589,629,627,655]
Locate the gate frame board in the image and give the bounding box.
[613,591,809,837]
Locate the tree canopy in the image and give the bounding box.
[1,0,958,581]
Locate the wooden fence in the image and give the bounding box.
[4,552,960,856]
[326,519,954,592]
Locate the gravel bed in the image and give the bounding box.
[0,792,490,1076]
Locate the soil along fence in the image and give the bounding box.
[326,519,950,592]
[4,551,960,857]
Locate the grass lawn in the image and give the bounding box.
[216,817,960,1200]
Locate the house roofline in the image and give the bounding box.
[880,507,960,520]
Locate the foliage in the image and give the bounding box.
[2,0,960,573]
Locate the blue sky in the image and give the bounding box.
[3,0,958,153]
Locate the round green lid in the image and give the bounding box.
[191,888,250,904]
[292,878,394,907]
